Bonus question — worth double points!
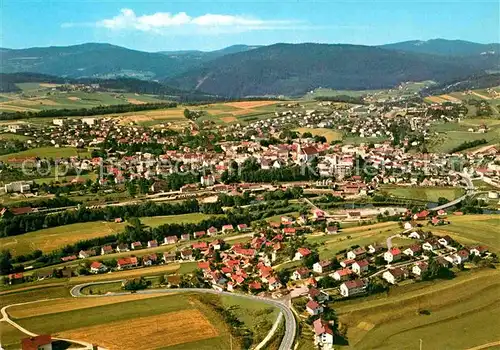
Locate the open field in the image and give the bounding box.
[0,221,124,256]
[429,214,500,252]
[0,84,167,112]
[336,268,500,350]
[0,146,90,161]
[0,213,216,256]
[0,322,28,350]
[378,186,464,202]
[68,263,183,283]
[0,133,33,141]
[294,127,343,142]
[58,309,219,350]
[8,291,277,350]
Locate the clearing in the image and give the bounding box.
[295,127,343,142]
[0,213,216,256]
[378,186,464,202]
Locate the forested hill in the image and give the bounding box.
[165,43,492,97]
[380,39,500,57]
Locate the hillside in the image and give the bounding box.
[380,39,500,56]
[165,43,492,97]
[158,45,260,61]
[0,43,194,80]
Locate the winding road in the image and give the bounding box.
[70,281,297,350]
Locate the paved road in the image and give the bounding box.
[70,281,296,350]
[430,172,475,212]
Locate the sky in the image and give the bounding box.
[2,0,499,52]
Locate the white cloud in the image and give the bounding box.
[80,8,299,34]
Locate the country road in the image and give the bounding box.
[70,281,297,350]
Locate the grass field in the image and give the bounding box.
[0,146,90,161]
[294,127,343,142]
[0,213,216,256]
[0,133,33,141]
[0,84,167,112]
[378,186,464,202]
[7,291,277,350]
[336,268,500,350]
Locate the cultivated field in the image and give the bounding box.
[0,146,90,162]
[59,309,219,350]
[0,83,167,112]
[295,127,343,142]
[0,213,216,256]
[378,186,464,202]
[336,268,500,350]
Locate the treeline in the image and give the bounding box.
[314,95,365,104]
[450,139,487,153]
[221,159,318,183]
[0,199,200,237]
[0,102,178,121]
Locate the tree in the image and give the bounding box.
[303,251,319,269]
[0,250,13,275]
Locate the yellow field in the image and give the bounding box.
[58,309,218,350]
[223,100,278,108]
[471,91,491,100]
[0,221,123,256]
[438,94,461,103]
[295,127,343,142]
[425,96,448,104]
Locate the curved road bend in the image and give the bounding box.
[1,300,93,350]
[70,281,296,350]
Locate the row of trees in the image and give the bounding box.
[0,199,201,237]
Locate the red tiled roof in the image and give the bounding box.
[21,335,52,350]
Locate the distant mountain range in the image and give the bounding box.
[1,39,498,97]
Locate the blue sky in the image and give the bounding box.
[2,0,499,51]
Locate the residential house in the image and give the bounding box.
[469,246,488,256]
[340,279,367,297]
[207,226,218,236]
[422,240,440,252]
[382,268,407,284]
[347,247,366,260]
[180,250,193,261]
[453,250,470,264]
[313,260,333,274]
[267,276,282,291]
[147,240,158,248]
[164,235,178,245]
[101,245,113,255]
[352,259,370,275]
[163,252,176,263]
[437,236,453,247]
[180,233,191,241]
[130,241,142,250]
[222,224,234,233]
[308,288,329,302]
[306,300,324,315]
[292,267,310,280]
[367,243,384,254]
[403,244,422,257]
[117,257,138,270]
[294,247,312,261]
[194,231,206,239]
[384,247,402,263]
[313,318,334,348]
[142,254,158,266]
[78,249,96,259]
[412,261,429,277]
[90,261,107,274]
[413,210,430,221]
[331,268,353,281]
[21,335,53,350]
[116,243,129,253]
[237,224,250,232]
